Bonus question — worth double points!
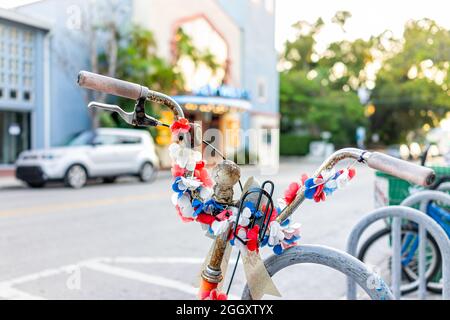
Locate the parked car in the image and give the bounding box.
[15,128,159,189]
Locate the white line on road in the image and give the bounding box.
[0,257,241,300]
[83,260,199,297]
[0,286,45,300]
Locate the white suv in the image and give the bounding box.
[15,128,159,188]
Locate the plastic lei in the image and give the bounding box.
[167,118,356,298]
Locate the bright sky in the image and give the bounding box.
[2,0,450,53]
[275,0,450,52]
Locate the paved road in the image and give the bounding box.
[0,159,383,300]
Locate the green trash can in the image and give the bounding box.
[374,166,450,208]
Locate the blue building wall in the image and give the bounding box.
[15,0,278,150]
[18,0,93,147]
[217,0,279,116]
[0,16,47,165]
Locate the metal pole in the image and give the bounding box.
[391,217,402,299]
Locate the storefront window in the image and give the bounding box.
[0,111,31,164]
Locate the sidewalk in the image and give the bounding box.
[0,176,22,189]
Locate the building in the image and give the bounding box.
[2,0,279,170]
[0,8,50,167]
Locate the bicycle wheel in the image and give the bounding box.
[241,244,393,300]
[357,225,441,295]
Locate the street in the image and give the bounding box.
[0,159,379,300]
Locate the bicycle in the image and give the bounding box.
[77,71,436,300]
[358,176,450,295]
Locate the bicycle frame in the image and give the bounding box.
[77,70,436,300]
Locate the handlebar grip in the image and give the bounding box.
[367,152,435,186]
[78,71,149,100]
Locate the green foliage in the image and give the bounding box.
[175,27,221,73]
[280,14,450,146]
[280,134,312,156]
[280,70,367,146]
[371,19,450,144]
[280,13,368,147]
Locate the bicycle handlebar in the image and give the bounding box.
[78,71,148,100]
[77,71,184,119]
[277,148,436,223]
[366,152,435,186]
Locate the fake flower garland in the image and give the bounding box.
[168,118,356,257]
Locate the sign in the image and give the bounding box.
[192,84,250,100]
[8,123,21,136]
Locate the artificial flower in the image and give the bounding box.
[196,213,216,225]
[268,221,285,246]
[199,187,213,201]
[170,118,191,135]
[238,207,252,227]
[194,161,213,188]
[230,226,248,252]
[177,194,195,218]
[202,289,227,300]
[246,225,260,252]
[171,164,186,177]
[211,219,230,236]
[215,209,231,221]
[175,205,194,223]
[284,182,300,205]
[180,176,202,190]
[169,143,202,171]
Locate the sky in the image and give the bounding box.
[275,0,450,52]
[1,0,450,52]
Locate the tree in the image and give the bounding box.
[280,13,369,147]
[370,19,450,144]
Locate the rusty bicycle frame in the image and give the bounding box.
[78,71,436,299]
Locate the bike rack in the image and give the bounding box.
[437,182,450,192]
[400,191,450,299]
[241,244,394,300]
[346,196,450,300]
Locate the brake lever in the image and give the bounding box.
[88,98,167,128]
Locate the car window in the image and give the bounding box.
[67,131,95,146]
[92,134,120,146]
[118,136,142,144]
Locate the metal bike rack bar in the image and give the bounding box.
[241,244,394,300]
[347,203,450,300]
[437,182,450,192]
[400,191,450,299]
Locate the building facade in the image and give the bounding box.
[3,0,279,169]
[0,9,50,167]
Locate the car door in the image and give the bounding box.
[87,133,122,176]
[115,134,143,173]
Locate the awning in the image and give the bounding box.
[172,95,252,112]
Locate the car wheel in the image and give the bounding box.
[64,164,88,189]
[139,162,156,183]
[103,177,117,184]
[27,182,46,188]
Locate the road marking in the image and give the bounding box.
[0,286,45,300]
[0,192,166,217]
[83,260,199,297]
[0,257,241,300]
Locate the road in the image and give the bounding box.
[0,159,381,300]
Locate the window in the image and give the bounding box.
[119,136,142,144]
[23,91,31,101]
[0,23,36,103]
[256,77,268,103]
[92,134,119,146]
